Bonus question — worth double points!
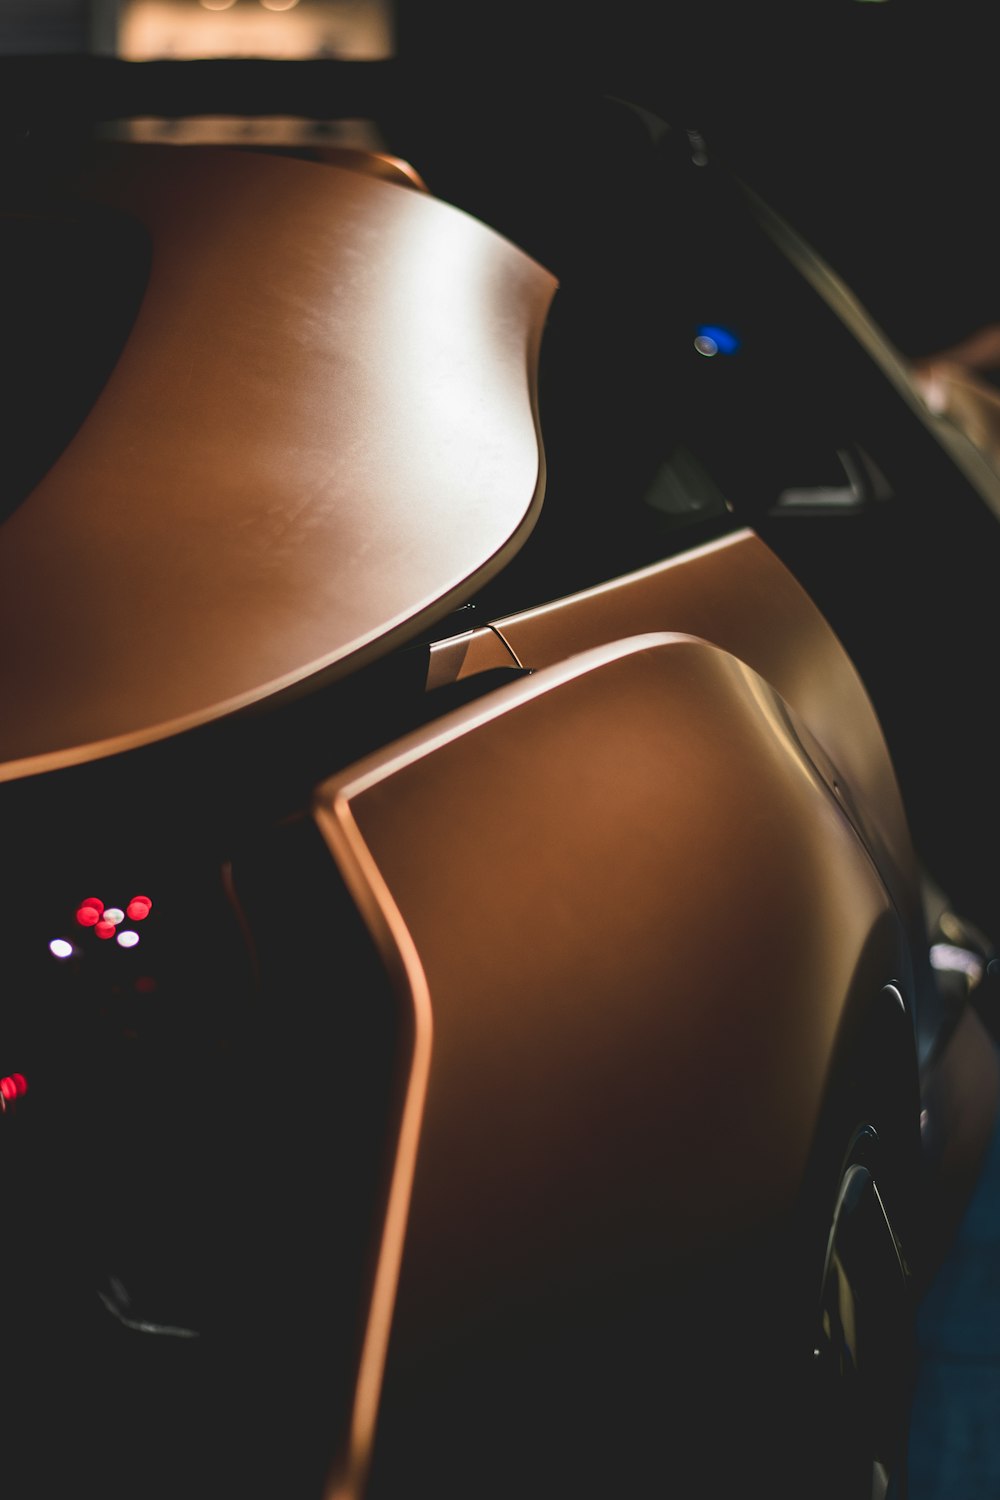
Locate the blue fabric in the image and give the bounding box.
[908,1072,1000,1497]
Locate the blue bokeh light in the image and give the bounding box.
[695,324,741,355]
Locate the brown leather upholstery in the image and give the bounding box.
[313,631,914,1497]
[0,144,555,779]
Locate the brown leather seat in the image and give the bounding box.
[0,143,555,781]
[312,630,919,1498]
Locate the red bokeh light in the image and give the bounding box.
[126,896,152,921]
[80,897,104,913]
[94,920,116,940]
[76,905,101,927]
[0,1075,25,1101]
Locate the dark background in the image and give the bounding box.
[4,1,998,367]
[400,0,1000,369]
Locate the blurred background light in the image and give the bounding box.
[695,323,741,355]
[115,0,393,63]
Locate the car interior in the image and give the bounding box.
[4,10,1000,1498]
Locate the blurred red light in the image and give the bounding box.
[80,897,104,913]
[127,897,152,921]
[11,1074,27,1097]
[94,920,116,940]
[0,1078,17,1101]
[76,905,101,927]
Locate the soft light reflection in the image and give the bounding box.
[694,335,718,357]
[199,0,236,9]
[117,930,141,949]
[930,942,984,985]
[260,0,300,8]
[105,907,125,926]
[49,938,74,959]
